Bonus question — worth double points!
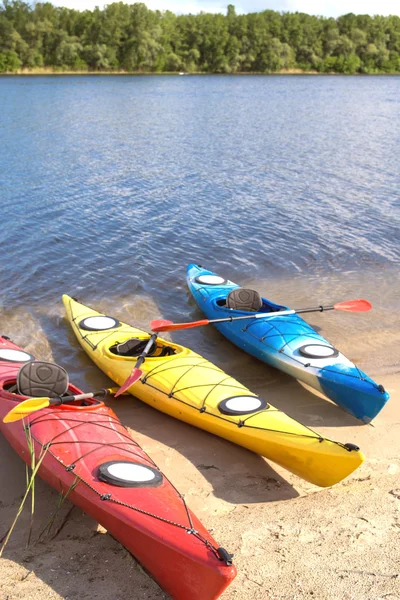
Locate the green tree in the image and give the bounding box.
[0,1,400,74]
[0,49,21,71]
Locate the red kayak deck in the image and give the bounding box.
[0,336,236,599]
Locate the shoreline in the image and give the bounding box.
[2,69,400,76]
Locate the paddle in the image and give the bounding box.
[150,299,372,333]
[114,333,158,397]
[3,387,118,423]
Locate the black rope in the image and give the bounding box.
[137,378,329,441]
[174,381,246,398]
[143,358,223,383]
[199,375,239,411]
[242,319,379,389]
[54,441,156,469]
[29,416,139,447]
[26,413,223,558]
[166,360,211,397]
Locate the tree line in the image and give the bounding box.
[1,0,400,74]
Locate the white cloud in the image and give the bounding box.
[52,0,400,17]
[286,0,400,17]
[144,0,226,13]
[53,0,226,13]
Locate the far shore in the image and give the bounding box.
[1,68,400,76]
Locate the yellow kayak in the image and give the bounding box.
[63,295,364,487]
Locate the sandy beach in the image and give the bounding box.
[1,342,399,600]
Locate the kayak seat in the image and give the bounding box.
[110,339,175,358]
[152,345,175,357]
[111,338,157,357]
[17,361,69,398]
[226,289,263,312]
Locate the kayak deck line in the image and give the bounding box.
[27,412,156,467]
[241,315,382,391]
[20,410,226,554]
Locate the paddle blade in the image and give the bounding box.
[3,397,50,423]
[150,319,174,331]
[151,319,210,332]
[114,369,142,397]
[333,299,372,312]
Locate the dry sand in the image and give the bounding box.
[0,356,399,600]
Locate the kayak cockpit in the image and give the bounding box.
[0,358,106,413]
[109,337,179,359]
[215,296,286,314]
[212,287,286,313]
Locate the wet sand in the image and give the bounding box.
[0,288,399,600]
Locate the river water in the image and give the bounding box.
[0,74,399,393]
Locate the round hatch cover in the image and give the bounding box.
[298,344,339,359]
[79,316,120,331]
[219,396,267,416]
[195,275,227,285]
[0,349,34,363]
[98,461,163,488]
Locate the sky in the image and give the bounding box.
[52,0,400,18]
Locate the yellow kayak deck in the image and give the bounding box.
[63,295,364,487]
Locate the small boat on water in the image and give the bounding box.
[0,335,236,600]
[186,264,390,423]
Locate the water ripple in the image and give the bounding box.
[0,75,399,319]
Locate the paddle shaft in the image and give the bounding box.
[150,298,371,332]
[114,334,158,397]
[208,305,335,325]
[3,387,118,424]
[48,387,117,406]
[49,392,95,406]
[153,305,335,331]
[135,334,158,368]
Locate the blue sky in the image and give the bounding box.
[53,0,400,17]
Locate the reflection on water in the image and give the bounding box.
[0,74,399,396]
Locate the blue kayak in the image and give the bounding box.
[186,264,389,423]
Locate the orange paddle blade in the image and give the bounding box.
[151,319,210,332]
[333,299,372,312]
[150,319,174,331]
[114,368,142,397]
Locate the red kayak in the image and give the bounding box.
[0,335,236,599]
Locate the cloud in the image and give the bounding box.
[52,0,226,13]
[285,0,400,17]
[52,0,400,17]
[145,0,226,13]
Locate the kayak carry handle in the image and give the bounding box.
[217,547,234,566]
